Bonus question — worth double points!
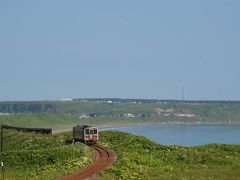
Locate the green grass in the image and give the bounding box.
[0,113,84,130]
[1,101,240,130]
[0,129,93,179]
[0,113,149,130]
[99,131,240,179]
[54,101,240,123]
[1,129,240,179]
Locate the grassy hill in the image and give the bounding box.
[1,128,240,179]
[0,129,93,179]
[99,131,240,179]
[0,113,81,129]
[1,100,240,130]
[0,113,149,130]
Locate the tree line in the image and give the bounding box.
[0,103,56,113]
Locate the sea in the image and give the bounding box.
[102,124,240,146]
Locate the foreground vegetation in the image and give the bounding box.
[99,131,240,179]
[1,129,240,179]
[0,129,93,179]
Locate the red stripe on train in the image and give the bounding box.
[77,136,98,138]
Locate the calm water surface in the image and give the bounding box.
[102,124,240,146]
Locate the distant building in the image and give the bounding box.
[89,113,97,118]
[155,108,175,115]
[79,114,90,119]
[136,114,147,118]
[59,98,73,101]
[174,112,195,118]
[123,113,135,118]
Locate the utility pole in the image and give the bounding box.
[1,122,3,152]
[1,161,3,180]
[1,122,4,180]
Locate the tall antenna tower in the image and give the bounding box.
[181,86,184,102]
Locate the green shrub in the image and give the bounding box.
[0,129,93,179]
[99,131,240,179]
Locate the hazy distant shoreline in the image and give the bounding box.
[97,121,240,130]
[53,121,240,134]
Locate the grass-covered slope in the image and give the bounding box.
[99,131,240,179]
[1,129,240,179]
[1,100,240,128]
[54,101,240,123]
[0,129,93,179]
[0,113,83,130]
[0,113,146,130]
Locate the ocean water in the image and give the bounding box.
[102,124,240,146]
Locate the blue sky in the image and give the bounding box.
[0,0,239,101]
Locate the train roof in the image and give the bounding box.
[73,125,97,129]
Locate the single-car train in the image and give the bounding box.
[73,125,98,144]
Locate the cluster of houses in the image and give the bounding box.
[78,108,196,119]
[79,113,97,119]
[155,108,196,118]
[117,113,147,118]
[79,112,148,119]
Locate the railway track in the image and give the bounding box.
[60,144,117,180]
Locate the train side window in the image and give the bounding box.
[94,129,97,134]
[85,129,89,134]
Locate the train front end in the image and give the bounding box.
[84,127,98,144]
[73,125,98,144]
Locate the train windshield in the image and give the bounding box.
[90,130,94,134]
[94,129,97,134]
[85,129,89,134]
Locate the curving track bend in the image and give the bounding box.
[60,144,117,180]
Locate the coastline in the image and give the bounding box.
[97,121,240,130]
[53,121,240,134]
